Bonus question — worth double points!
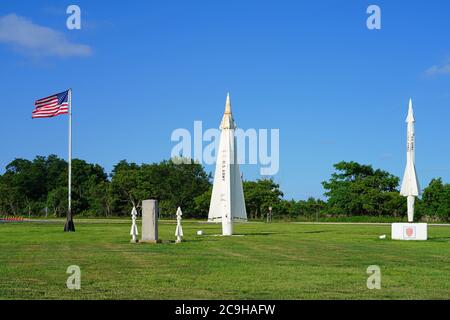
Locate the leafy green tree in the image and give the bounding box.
[271,199,292,218]
[110,158,211,217]
[71,159,108,215]
[88,180,113,217]
[3,154,447,222]
[322,161,400,216]
[0,155,108,217]
[110,160,146,214]
[0,175,16,215]
[419,178,450,221]
[4,158,45,215]
[44,155,68,192]
[140,159,211,217]
[47,187,68,217]
[193,187,212,218]
[243,179,283,219]
[290,197,327,219]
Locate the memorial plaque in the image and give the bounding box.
[141,199,159,243]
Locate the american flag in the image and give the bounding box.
[32,90,69,118]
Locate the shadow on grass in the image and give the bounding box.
[428,236,450,242]
[239,232,279,236]
[230,230,331,236]
[300,230,331,234]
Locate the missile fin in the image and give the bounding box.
[400,161,420,196]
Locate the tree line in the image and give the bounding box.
[0,156,448,221]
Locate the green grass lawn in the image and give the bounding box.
[0,220,449,300]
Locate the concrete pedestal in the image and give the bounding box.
[391,223,427,241]
[141,200,160,243]
[222,217,233,236]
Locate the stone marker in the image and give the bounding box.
[141,199,160,243]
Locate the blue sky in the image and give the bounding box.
[0,0,449,200]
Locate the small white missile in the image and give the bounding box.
[400,98,420,222]
[175,207,183,243]
[130,206,139,243]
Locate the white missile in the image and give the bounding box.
[400,98,420,222]
[175,207,183,243]
[208,93,247,236]
[130,206,139,243]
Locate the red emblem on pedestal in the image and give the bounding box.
[405,227,414,237]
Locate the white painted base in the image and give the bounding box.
[391,223,427,241]
[222,219,233,236]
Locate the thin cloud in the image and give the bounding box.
[425,57,450,76]
[0,13,92,58]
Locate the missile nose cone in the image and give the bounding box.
[225,92,232,114]
[406,98,415,123]
[220,92,237,130]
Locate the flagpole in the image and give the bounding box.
[64,88,75,232]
